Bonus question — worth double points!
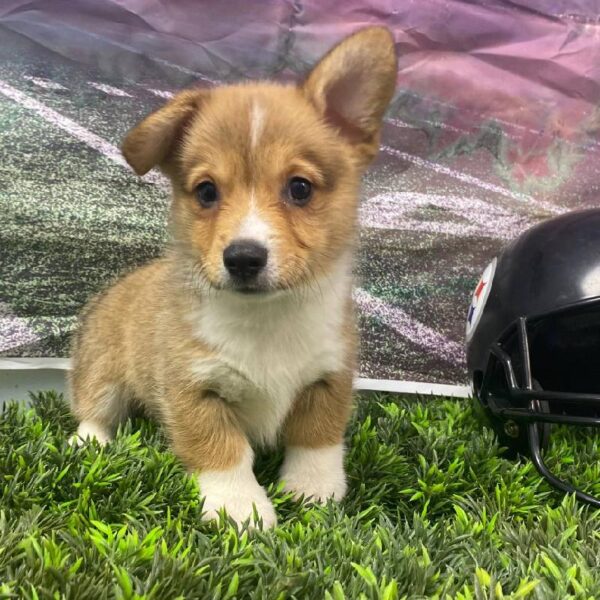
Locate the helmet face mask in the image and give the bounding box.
[480,307,600,426]
[475,321,552,457]
[467,210,600,508]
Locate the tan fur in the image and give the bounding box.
[70,26,397,524]
[283,303,357,448]
[283,370,355,448]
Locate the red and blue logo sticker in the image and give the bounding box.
[466,257,497,341]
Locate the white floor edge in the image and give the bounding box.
[0,358,471,402]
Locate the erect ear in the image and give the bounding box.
[121,89,206,176]
[302,27,397,165]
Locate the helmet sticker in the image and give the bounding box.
[466,257,497,341]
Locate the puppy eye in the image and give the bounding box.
[287,177,312,206]
[195,181,219,208]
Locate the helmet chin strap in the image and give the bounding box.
[527,414,600,509]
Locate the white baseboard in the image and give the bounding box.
[0,358,471,404]
[0,369,68,403]
[354,377,471,397]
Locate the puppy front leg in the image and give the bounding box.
[280,372,354,503]
[168,388,277,528]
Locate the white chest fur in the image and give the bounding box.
[188,262,352,446]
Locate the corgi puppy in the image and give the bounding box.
[70,27,397,528]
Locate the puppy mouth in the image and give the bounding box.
[190,261,307,297]
[208,276,275,295]
[221,278,291,297]
[231,283,268,295]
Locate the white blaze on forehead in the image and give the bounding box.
[249,100,266,149]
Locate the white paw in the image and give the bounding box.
[69,421,112,446]
[198,448,277,528]
[280,444,347,503]
[200,484,277,528]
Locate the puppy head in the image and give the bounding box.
[122,27,397,296]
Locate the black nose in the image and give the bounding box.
[223,240,268,280]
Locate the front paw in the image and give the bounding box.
[198,466,277,528]
[280,444,347,503]
[69,421,112,446]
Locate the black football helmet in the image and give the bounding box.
[466,208,600,507]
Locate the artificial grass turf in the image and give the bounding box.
[1,392,600,599]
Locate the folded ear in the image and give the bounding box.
[121,89,206,176]
[302,27,397,166]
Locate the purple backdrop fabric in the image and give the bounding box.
[3,0,600,172]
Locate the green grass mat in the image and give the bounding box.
[1,392,600,599]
